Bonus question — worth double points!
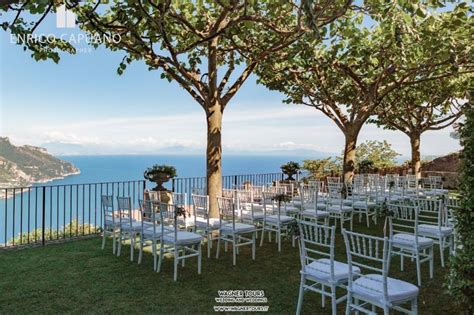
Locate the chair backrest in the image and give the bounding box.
[428,176,443,189]
[222,189,236,198]
[117,196,133,226]
[101,195,115,226]
[139,199,159,235]
[300,184,319,212]
[388,203,420,245]
[147,190,161,202]
[159,202,178,240]
[327,182,343,202]
[217,196,236,230]
[327,177,341,185]
[192,194,209,219]
[171,192,187,207]
[298,221,336,279]
[411,197,444,227]
[192,187,206,196]
[342,229,391,302]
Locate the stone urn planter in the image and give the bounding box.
[143,164,177,203]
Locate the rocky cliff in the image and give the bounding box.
[0,137,80,188]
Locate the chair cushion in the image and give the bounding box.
[353,201,377,209]
[327,205,353,213]
[392,233,433,249]
[301,209,330,218]
[221,222,256,234]
[195,217,225,229]
[120,221,142,232]
[265,214,294,223]
[105,219,120,227]
[418,224,453,236]
[142,225,173,238]
[305,258,361,283]
[162,231,202,245]
[353,274,419,303]
[302,203,327,211]
[240,210,264,220]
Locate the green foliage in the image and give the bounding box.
[7,220,98,246]
[280,161,300,180]
[144,164,177,191]
[358,159,375,173]
[355,140,400,170]
[447,95,474,312]
[302,158,340,179]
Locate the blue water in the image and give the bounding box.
[0,155,303,245]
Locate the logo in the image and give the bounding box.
[56,4,76,28]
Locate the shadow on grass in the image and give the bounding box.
[0,220,462,314]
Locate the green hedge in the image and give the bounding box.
[7,220,99,246]
[446,97,474,313]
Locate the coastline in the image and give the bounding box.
[0,170,81,198]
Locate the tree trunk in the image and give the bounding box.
[342,130,358,184]
[410,133,422,179]
[206,103,223,218]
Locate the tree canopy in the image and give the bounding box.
[256,1,473,182]
[355,140,400,170]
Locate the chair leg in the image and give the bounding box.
[252,232,256,260]
[277,228,281,252]
[401,250,404,271]
[411,297,418,315]
[331,285,337,315]
[321,284,325,308]
[207,233,211,259]
[112,231,116,255]
[232,235,237,266]
[296,274,305,315]
[157,246,164,273]
[173,247,179,281]
[198,244,202,275]
[345,292,351,315]
[117,232,122,257]
[439,237,445,267]
[138,236,144,264]
[130,233,134,262]
[366,210,370,228]
[182,248,185,267]
[260,228,265,247]
[429,247,434,279]
[415,252,422,286]
[152,241,157,271]
[383,306,390,315]
[101,230,106,250]
[216,236,221,259]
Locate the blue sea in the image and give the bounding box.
[0,155,304,245]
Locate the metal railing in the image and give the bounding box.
[0,172,286,249]
[0,180,146,248]
[171,173,284,204]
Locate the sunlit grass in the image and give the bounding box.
[0,220,461,314]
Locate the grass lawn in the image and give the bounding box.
[0,220,462,314]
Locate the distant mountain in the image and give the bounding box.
[0,137,80,188]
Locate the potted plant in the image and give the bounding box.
[281,161,301,181]
[144,164,177,191]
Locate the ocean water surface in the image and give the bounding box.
[1,155,305,245]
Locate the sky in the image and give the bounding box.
[0,10,461,160]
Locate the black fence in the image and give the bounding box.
[0,180,145,248]
[0,173,286,249]
[171,173,284,205]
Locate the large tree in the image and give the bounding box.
[256,1,472,183]
[372,76,468,178]
[1,0,351,217]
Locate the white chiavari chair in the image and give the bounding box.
[191,194,222,258]
[412,197,454,267]
[388,203,434,286]
[299,184,329,224]
[101,195,119,254]
[216,196,256,265]
[260,191,295,252]
[157,202,202,281]
[326,183,353,231]
[117,196,142,261]
[296,222,358,315]
[343,230,419,315]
